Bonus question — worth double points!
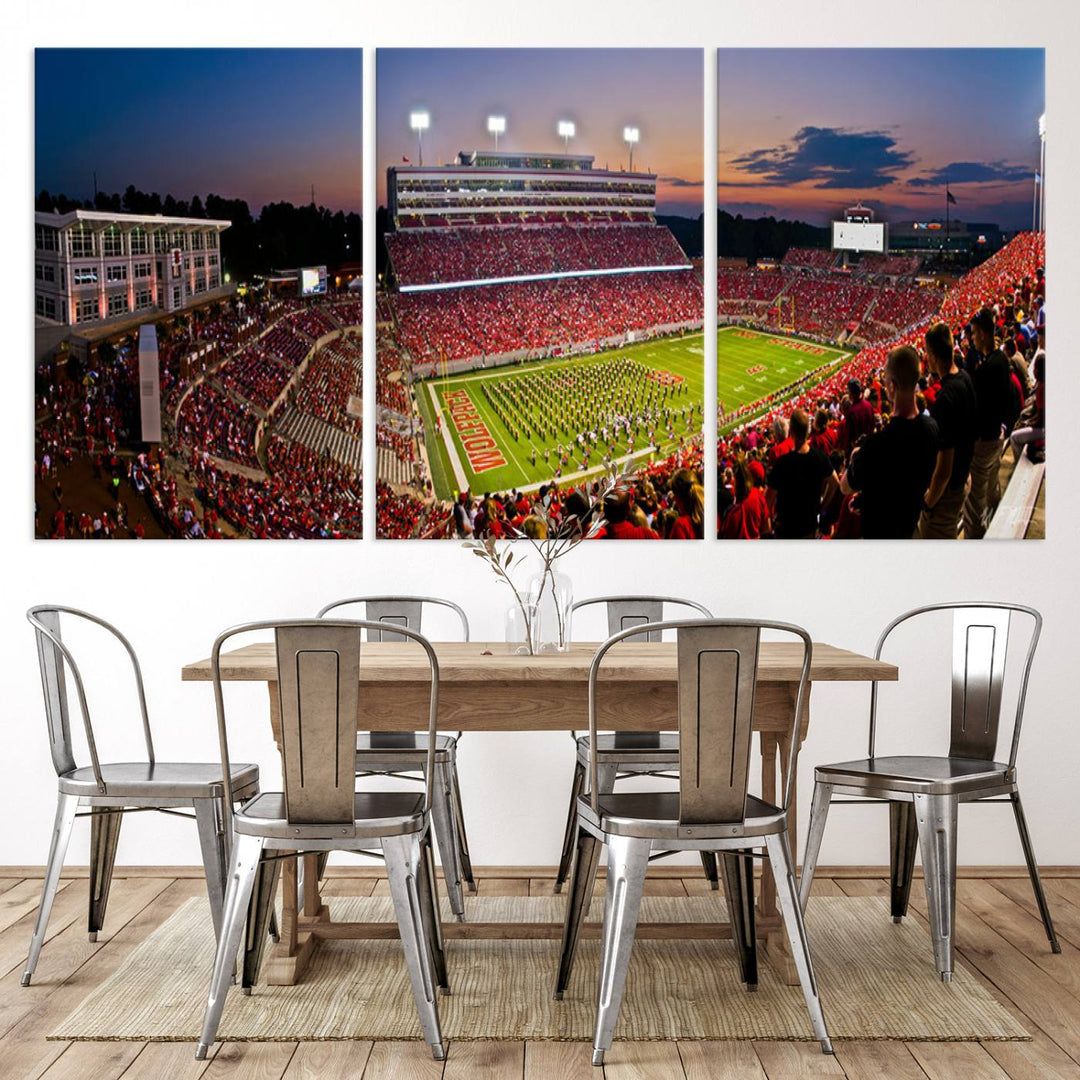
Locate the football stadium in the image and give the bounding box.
[375,149,705,538]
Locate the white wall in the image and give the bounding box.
[2,0,1078,873]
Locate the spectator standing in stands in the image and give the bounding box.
[766,408,837,539]
[594,489,659,539]
[842,345,938,539]
[667,468,704,539]
[1010,353,1045,464]
[842,379,875,459]
[719,461,770,539]
[919,321,978,539]
[964,307,1020,538]
[453,490,473,538]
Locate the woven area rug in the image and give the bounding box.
[51,895,1026,1043]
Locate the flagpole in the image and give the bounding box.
[945,184,950,253]
[1032,171,1038,232]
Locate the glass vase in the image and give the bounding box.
[528,569,573,653]
[504,600,540,655]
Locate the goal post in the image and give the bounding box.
[778,295,795,333]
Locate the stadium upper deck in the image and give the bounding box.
[384,151,693,292]
[387,150,657,230]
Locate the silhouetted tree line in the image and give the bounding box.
[718,210,829,262]
[35,185,362,282]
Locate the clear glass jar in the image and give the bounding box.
[504,600,540,655]
[528,569,573,653]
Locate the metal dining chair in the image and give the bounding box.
[197,618,447,1062]
[799,602,1060,982]
[554,596,717,894]
[23,605,262,987]
[317,596,473,920]
[554,619,832,1065]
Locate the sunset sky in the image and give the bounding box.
[377,49,704,217]
[719,49,1045,229]
[35,49,362,213]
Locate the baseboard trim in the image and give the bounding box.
[3,864,1077,879]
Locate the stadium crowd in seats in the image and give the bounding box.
[385,222,688,286]
[782,247,839,270]
[394,270,702,365]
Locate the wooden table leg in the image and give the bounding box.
[261,682,329,985]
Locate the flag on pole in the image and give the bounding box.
[946,187,958,205]
[1035,172,1042,185]
[402,155,410,164]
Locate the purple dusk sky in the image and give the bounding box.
[377,49,704,217]
[719,48,1045,229]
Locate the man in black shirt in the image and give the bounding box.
[919,321,978,539]
[767,408,837,538]
[844,345,939,538]
[963,307,1018,538]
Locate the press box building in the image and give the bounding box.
[34,209,231,329]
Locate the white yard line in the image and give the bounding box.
[427,381,469,494]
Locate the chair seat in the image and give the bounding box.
[234,791,426,840]
[576,733,679,766]
[59,761,259,799]
[815,755,1015,795]
[578,790,785,840]
[356,733,456,761]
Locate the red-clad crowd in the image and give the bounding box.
[377,442,706,541]
[719,265,949,345]
[290,335,363,437]
[394,271,702,365]
[217,343,291,410]
[385,223,688,287]
[782,247,840,270]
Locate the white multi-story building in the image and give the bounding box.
[34,209,231,328]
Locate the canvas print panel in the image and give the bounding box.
[375,48,705,540]
[34,48,363,539]
[717,48,1045,540]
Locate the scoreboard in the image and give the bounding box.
[832,221,887,254]
[299,266,327,296]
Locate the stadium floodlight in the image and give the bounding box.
[623,125,640,172]
[557,119,576,151]
[487,114,506,151]
[409,109,431,166]
[1038,112,1046,140]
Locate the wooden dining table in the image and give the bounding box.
[182,639,897,986]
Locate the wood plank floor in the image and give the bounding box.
[1,867,1076,1080]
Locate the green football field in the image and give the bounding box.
[416,333,705,500]
[718,326,851,432]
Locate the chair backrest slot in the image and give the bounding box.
[364,600,424,642]
[950,607,1010,760]
[607,600,665,642]
[677,625,760,825]
[33,608,77,777]
[275,625,360,825]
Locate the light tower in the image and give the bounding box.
[409,109,430,167]
[487,114,506,152]
[623,125,640,173]
[557,119,575,153]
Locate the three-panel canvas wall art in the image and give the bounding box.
[34,48,1046,541]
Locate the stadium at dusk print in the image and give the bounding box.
[34,48,363,539]
[717,48,1046,541]
[375,48,706,540]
